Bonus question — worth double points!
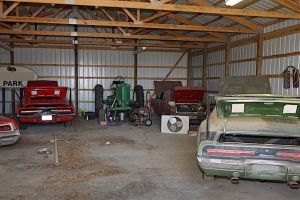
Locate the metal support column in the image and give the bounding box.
[74,24,79,114]
[2,88,5,114]
[134,46,138,87]
[10,35,16,116]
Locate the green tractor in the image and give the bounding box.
[106,76,133,114]
[96,76,152,125]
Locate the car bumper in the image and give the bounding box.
[18,113,75,123]
[197,156,300,182]
[0,129,21,146]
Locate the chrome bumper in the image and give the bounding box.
[0,129,21,146]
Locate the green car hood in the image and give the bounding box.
[199,95,300,137]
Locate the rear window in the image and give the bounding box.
[219,134,300,146]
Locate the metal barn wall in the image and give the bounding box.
[263,20,300,96]
[206,48,225,103]
[191,54,203,87]
[191,19,300,100]
[138,51,188,90]
[0,47,187,113]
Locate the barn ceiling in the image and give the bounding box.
[0,0,299,50]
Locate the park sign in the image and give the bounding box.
[0,66,38,88]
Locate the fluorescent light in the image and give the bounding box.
[225,0,244,6]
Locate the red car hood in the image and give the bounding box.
[172,86,205,103]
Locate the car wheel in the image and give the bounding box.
[203,173,215,182]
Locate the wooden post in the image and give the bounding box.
[187,49,192,86]
[203,44,208,90]
[256,33,263,76]
[225,39,231,77]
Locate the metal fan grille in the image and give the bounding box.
[167,117,183,132]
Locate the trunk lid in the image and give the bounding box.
[216,95,300,136]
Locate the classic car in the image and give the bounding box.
[197,95,300,189]
[16,80,75,127]
[0,115,21,146]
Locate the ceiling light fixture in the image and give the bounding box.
[225,0,244,6]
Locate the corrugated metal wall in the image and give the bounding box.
[0,48,187,113]
[191,54,203,86]
[191,19,300,100]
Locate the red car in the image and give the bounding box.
[0,115,21,146]
[16,80,75,126]
[151,81,205,116]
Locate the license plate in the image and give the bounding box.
[248,164,284,172]
[42,115,52,121]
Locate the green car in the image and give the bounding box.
[197,94,300,189]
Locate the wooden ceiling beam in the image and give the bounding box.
[167,13,226,38]
[0,29,225,42]
[0,38,204,49]
[19,5,46,30]
[0,16,255,33]
[123,8,136,22]
[273,0,300,13]
[3,2,19,17]
[100,8,126,34]
[189,0,263,30]
[4,0,300,19]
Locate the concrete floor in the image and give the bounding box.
[0,117,299,200]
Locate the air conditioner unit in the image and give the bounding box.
[161,115,189,134]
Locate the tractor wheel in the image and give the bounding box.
[95,84,104,118]
[134,85,144,108]
[99,109,106,121]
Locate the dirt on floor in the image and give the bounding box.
[0,118,299,200]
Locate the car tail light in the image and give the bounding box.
[207,149,256,157]
[0,124,12,132]
[51,109,72,113]
[276,152,300,160]
[20,109,43,114]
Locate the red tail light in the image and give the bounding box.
[276,152,300,160]
[207,149,256,157]
[20,110,43,114]
[51,109,72,113]
[0,124,12,132]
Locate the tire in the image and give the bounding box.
[203,173,215,182]
[95,84,104,118]
[20,122,27,130]
[145,119,152,126]
[99,109,106,121]
[134,85,144,108]
[64,121,72,128]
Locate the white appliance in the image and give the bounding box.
[161,115,189,134]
